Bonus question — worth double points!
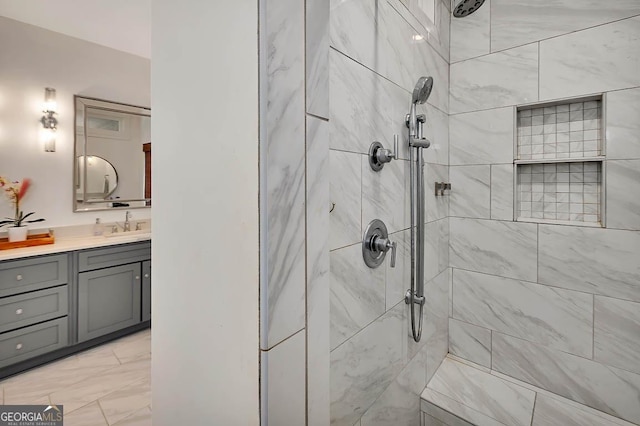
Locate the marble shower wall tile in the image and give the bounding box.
[405,268,450,365]
[427,358,536,426]
[414,33,450,114]
[330,0,450,113]
[538,225,640,301]
[306,0,329,118]
[421,388,499,426]
[539,16,640,101]
[491,0,640,53]
[306,117,330,426]
[594,296,640,375]
[263,0,306,349]
[450,107,514,166]
[425,218,449,283]
[387,0,451,63]
[424,268,451,382]
[450,0,490,63]
[426,163,449,222]
[490,164,514,221]
[453,269,593,357]
[362,158,409,234]
[330,243,386,350]
[450,165,491,219]
[450,218,537,282]
[492,333,640,424]
[329,49,408,157]
[386,229,411,310]
[331,304,406,426]
[448,318,492,369]
[330,150,362,250]
[606,87,640,160]
[532,394,634,426]
[330,0,414,95]
[450,44,538,114]
[360,345,428,426]
[606,160,640,231]
[264,330,306,426]
[419,103,450,166]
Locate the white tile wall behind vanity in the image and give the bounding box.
[448,1,640,424]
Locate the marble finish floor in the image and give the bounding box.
[0,329,151,426]
[421,356,637,426]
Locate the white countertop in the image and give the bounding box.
[0,232,151,262]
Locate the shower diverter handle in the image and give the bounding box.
[362,219,397,268]
[372,236,396,268]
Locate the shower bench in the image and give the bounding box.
[420,356,632,426]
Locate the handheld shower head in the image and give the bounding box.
[453,0,486,18]
[412,76,433,105]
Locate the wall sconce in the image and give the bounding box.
[41,87,57,152]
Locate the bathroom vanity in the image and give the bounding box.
[0,236,151,379]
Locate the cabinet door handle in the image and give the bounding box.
[144,273,149,278]
[16,343,23,350]
[16,274,23,281]
[15,308,23,315]
[135,276,140,280]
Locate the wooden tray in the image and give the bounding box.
[0,232,55,250]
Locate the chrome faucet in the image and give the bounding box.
[123,211,132,232]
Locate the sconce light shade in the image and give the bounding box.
[41,87,57,152]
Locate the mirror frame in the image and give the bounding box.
[73,96,151,212]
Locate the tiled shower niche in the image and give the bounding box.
[517,100,602,160]
[515,96,605,227]
[518,162,601,223]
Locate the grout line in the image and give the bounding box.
[530,392,538,426]
[592,295,596,360]
[448,84,640,117]
[449,265,634,301]
[96,399,110,425]
[306,111,329,122]
[537,41,541,101]
[329,46,450,117]
[303,0,309,419]
[451,12,640,65]
[490,330,640,374]
[261,327,306,352]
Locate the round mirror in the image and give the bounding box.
[76,155,118,200]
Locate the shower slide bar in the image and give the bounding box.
[405,76,433,343]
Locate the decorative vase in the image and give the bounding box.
[8,226,28,242]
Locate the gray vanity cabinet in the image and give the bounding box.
[77,242,151,343]
[0,254,70,369]
[142,260,151,322]
[78,263,142,342]
[0,241,150,376]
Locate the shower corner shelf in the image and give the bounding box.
[513,94,607,228]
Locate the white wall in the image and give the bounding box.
[151,1,260,425]
[0,16,150,227]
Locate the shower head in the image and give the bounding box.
[453,0,486,18]
[412,76,433,105]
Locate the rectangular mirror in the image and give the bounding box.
[74,96,151,211]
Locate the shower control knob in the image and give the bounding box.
[368,135,398,171]
[362,219,396,268]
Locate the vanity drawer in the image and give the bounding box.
[0,254,68,297]
[78,242,151,272]
[0,286,68,334]
[0,317,68,369]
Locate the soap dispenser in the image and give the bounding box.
[93,218,104,236]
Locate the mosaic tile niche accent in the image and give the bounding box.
[517,100,602,160]
[518,162,602,224]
